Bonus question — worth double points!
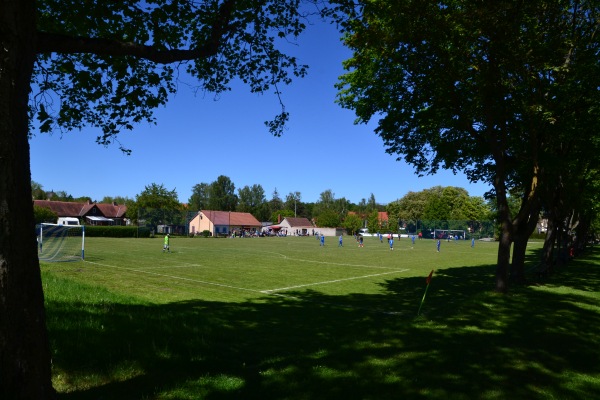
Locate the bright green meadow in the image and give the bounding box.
[41,235,600,399]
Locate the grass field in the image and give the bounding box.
[40,235,600,399]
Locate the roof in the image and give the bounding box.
[201,210,261,227]
[95,203,127,218]
[34,200,127,218]
[34,200,88,217]
[281,217,313,228]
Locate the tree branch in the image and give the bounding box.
[35,0,236,64]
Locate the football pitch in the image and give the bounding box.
[40,236,600,399]
[48,235,508,311]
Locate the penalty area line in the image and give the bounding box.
[85,260,260,294]
[261,269,409,293]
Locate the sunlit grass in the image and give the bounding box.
[41,236,600,399]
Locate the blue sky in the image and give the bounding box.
[29,20,491,206]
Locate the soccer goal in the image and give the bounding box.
[37,223,85,262]
[434,229,466,240]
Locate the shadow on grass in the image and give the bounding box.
[48,250,600,399]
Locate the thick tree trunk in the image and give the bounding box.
[0,1,56,398]
[510,201,541,283]
[493,164,512,293]
[496,222,512,293]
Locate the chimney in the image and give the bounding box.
[278,214,281,223]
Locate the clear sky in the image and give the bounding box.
[29,20,491,206]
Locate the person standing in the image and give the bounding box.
[339,234,343,247]
[163,233,170,253]
[471,237,475,248]
[389,235,394,251]
[436,238,441,252]
[320,233,325,246]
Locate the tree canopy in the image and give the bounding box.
[334,0,600,291]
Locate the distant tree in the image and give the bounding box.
[31,181,46,200]
[366,210,381,233]
[101,196,131,205]
[255,202,272,223]
[387,190,429,223]
[284,191,302,217]
[238,184,266,215]
[269,188,284,212]
[127,183,180,228]
[188,183,210,212]
[313,189,336,217]
[342,212,362,235]
[316,209,340,228]
[208,175,237,211]
[271,209,295,224]
[101,196,131,204]
[33,206,57,224]
[51,190,73,202]
[319,189,335,208]
[72,196,93,203]
[367,193,377,211]
[357,198,367,214]
[334,197,350,219]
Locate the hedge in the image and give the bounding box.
[84,226,152,238]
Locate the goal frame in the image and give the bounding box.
[37,223,85,262]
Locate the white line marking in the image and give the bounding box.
[85,261,259,293]
[261,269,409,293]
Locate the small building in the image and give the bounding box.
[189,210,261,237]
[273,217,314,236]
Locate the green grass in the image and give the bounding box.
[41,235,600,399]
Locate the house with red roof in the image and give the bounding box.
[34,200,128,225]
[189,210,261,237]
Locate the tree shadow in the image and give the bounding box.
[50,250,600,399]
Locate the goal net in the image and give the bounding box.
[37,223,85,262]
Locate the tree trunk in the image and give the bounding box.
[510,201,542,283]
[496,222,512,293]
[541,218,557,269]
[0,1,56,398]
[493,162,512,293]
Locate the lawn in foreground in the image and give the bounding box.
[41,236,600,399]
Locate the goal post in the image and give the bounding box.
[37,223,85,262]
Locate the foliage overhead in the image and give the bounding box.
[31,0,324,152]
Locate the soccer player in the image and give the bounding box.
[338,234,343,247]
[389,235,394,250]
[163,233,170,253]
[436,239,441,252]
[320,233,325,246]
[471,237,475,248]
